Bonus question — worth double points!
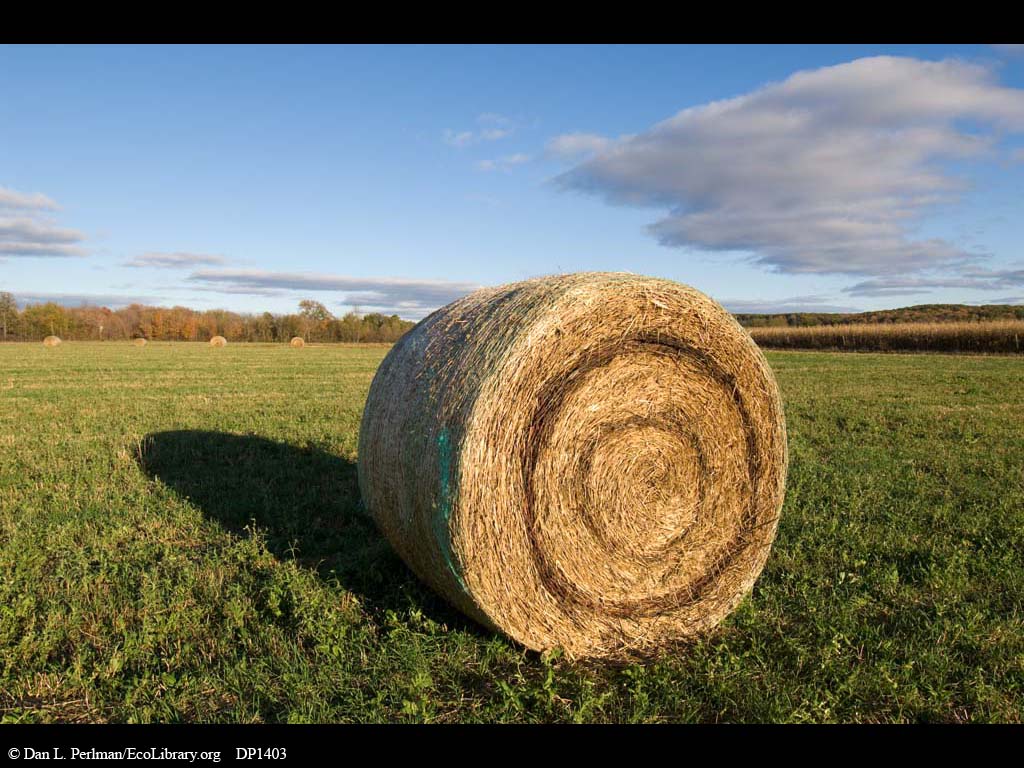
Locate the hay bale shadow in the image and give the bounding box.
[138,430,480,633]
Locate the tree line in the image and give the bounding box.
[736,303,1024,328]
[0,293,416,343]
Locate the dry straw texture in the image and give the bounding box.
[42,336,61,347]
[290,337,305,348]
[358,272,788,658]
[134,338,147,347]
[209,336,227,347]
[751,320,1024,354]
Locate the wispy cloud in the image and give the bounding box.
[186,269,481,319]
[554,57,1024,277]
[187,284,287,298]
[843,267,1024,297]
[444,113,515,147]
[476,153,530,172]
[13,291,156,308]
[0,185,86,258]
[722,296,860,314]
[124,252,227,269]
[0,186,59,211]
[443,130,475,147]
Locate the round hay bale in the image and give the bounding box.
[290,336,305,348]
[134,338,147,347]
[42,335,62,347]
[358,272,788,658]
[209,336,227,347]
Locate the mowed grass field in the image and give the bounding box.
[1,342,1022,723]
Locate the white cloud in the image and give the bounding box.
[125,252,227,269]
[546,132,614,159]
[0,218,86,258]
[444,113,515,147]
[0,185,86,258]
[476,153,530,172]
[555,56,1024,276]
[0,186,59,211]
[186,269,481,319]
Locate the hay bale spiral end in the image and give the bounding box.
[357,272,787,658]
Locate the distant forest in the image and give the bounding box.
[736,304,1024,328]
[3,292,1023,342]
[0,293,415,343]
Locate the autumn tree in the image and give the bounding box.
[0,292,17,341]
[6,297,416,342]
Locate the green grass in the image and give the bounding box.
[1,342,1022,723]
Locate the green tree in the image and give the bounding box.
[21,302,69,339]
[298,300,334,342]
[298,299,332,322]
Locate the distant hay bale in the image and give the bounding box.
[290,337,305,348]
[134,338,147,347]
[209,336,227,347]
[42,336,61,347]
[358,272,788,658]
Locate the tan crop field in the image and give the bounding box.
[750,320,1024,354]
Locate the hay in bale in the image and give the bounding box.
[134,338,147,347]
[358,272,788,659]
[42,336,62,347]
[209,336,227,347]
[290,336,305,348]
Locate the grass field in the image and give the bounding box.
[1,342,1022,723]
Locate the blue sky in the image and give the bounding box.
[2,44,1023,318]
